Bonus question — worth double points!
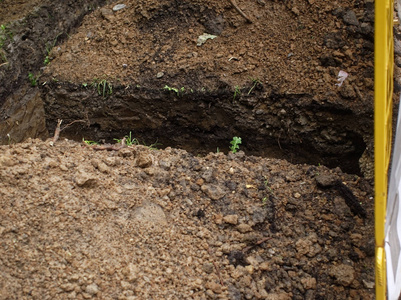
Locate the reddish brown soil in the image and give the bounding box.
[44,0,373,108]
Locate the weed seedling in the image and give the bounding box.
[44,34,61,65]
[114,131,139,146]
[114,131,161,149]
[248,77,262,95]
[262,197,268,205]
[229,136,242,153]
[164,85,185,96]
[28,73,38,86]
[233,85,241,101]
[92,78,112,98]
[82,138,98,145]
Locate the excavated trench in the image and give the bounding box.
[0,0,374,175]
[41,80,369,175]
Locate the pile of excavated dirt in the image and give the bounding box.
[44,0,373,101]
[0,138,374,299]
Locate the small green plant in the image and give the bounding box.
[248,77,262,95]
[262,176,276,201]
[262,197,268,205]
[44,34,61,65]
[229,136,242,153]
[233,85,241,101]
[92,78,112,98]
[164,85,185,96]
[114,131,139,146]
[28,72,38,86]
[114,131,161,149]
[0,24,12,48]
[82,138,98,145]
[0,50,7,64]
[0,24,12,63]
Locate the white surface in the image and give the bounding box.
[385,96,401,300]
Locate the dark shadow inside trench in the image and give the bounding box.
[43,83,368,175]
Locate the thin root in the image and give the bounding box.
[228,0,253,23]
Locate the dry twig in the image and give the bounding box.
[242,236,273,253]
[228,0,253,23]
[50,119,62,146]
[60,119,88,132]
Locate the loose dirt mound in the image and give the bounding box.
[45,0,373,101]
[0,138,374,299]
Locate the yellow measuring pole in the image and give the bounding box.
[374,0,394,299]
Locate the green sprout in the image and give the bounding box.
[229,136,242,153]
[44,34,61,65]
[0,24,12,47]
[92,78,112,98]
[164,85,185,96]
[233,85,241,101]
[28,73,38,86]
[248,78,262,95]
[114,131,139,146]
[262,197,268,205]
[114,131,161,149]
[82,138,98,145]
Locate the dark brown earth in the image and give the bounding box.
[0,0,377,299]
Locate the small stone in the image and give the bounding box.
[294,192,301,198]
[60,283,76,292]
[202,263,214,274]
[343,10,359,26]
[291,7,300,15]
[201,184,226,200]
[113,4,126,11]
[85,283,99,295]
[362,279,374,289]
[156,72,164,78]
[329,264,355,286]
[301,277,317,290]
[75,171,97,187]
[100,8,115,21]
[59,164,68,171]
[237,223,252,233]
[340,85,356,99]
[206,281,223,294]
[259,261,270,271]
[124,263,139,282]
[132,202,167,226]
[315,174,337,188]
[223,214,238,225]
[0,156,16,167]
[245,265,254,274]
[136,152,152,168]
[118,147,134,157]
[92,159,110,173]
